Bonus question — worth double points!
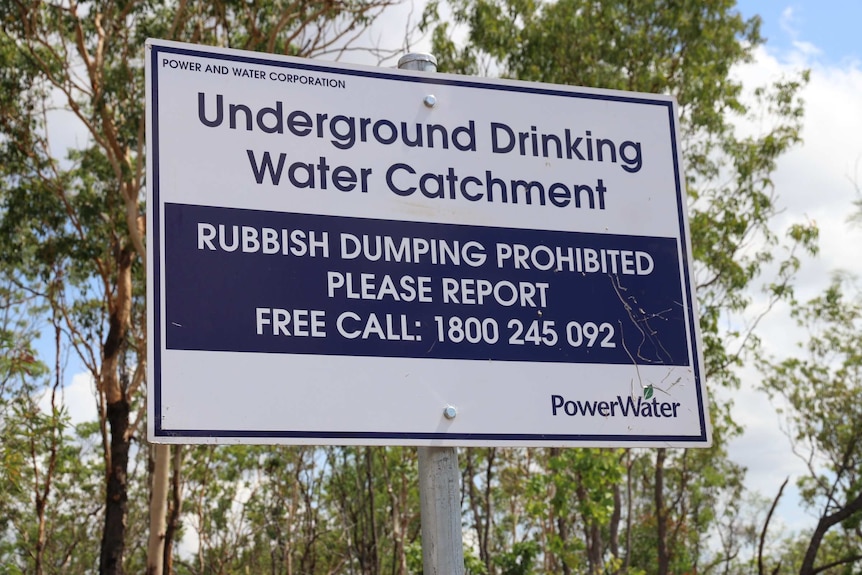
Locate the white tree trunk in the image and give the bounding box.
[147,444,171,575]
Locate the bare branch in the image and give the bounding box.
[758,477,788,575]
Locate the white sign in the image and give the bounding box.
[146,39,711,446]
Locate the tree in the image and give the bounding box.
[760,278,862,574]
[423,0,816,572]
[0,1,830,573]
[0,1,400,573]
[0,277,107,574]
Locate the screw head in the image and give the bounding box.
[443,406,457,420]
[423,94,437,108]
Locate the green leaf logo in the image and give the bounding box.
[644,385,654,400]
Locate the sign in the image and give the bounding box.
[146,39,711,446]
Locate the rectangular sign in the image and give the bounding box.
[146,39,711,446]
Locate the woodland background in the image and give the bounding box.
[1,1,860,574]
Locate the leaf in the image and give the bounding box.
[644,385,654,400]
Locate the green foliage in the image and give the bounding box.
[426,0,757,129]
[424,0,818,395]
[0,0,840,573]
[0,281,47,391]
[1,1,403,572]
[760,277,862,572]
[763,279,862,507]
[0,390,104,573]
[422,1,818,572]
[493,540,539,575]
[465,547,490,574]
[170,444,424,574]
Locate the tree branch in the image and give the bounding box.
[758,477,788,575]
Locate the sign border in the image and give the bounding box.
[146,39,710,446]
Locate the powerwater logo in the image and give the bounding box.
[551,387,681,418]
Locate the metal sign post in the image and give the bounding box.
[398,52,466,575]
[418,444,465,574]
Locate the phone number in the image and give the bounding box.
[433,316,616,348]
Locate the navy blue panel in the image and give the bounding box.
[164,203,689,366]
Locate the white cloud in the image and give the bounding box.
[62,372,99,425]
[38,371,99,426]
[792,40,822,59]
[779,6,798,37]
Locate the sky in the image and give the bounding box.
[739,0,862,66]
[45,0,862,544]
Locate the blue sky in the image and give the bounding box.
[737,0,862,63]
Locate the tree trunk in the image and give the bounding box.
[588,520,603,575]
[654,448,670,575]
[100,398,130,575]
[364,447,379,575]
[576,480,603,574]
[556,515,573,575]
[147,444,171,575]
[35,487,47,575]
[464,449,494,575]
[99,249,134,575]
[164,446,184,575]
[609,481,621,566]
[799,491,862,575]
[624,450,633,572]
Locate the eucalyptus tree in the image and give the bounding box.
[0,1,400,573]
[760,278,862,574]
[423,0,817,572]
[0,274,107,574]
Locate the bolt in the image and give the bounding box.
[424,94,437,108]
[443,406,457,420]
